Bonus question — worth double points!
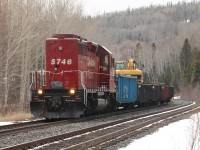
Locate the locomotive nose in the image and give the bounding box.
[51,98,61,108]
[48,97,64,111]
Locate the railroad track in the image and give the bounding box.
[0,119,44,131]
[0,103,169,137]
[0,119,73,137]
[0,120,46,136]
[1,101,197,150]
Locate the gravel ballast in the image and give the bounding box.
[0,99,192,149]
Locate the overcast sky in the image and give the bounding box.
[80,0,195,16]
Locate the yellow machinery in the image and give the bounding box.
[115,58,143,82]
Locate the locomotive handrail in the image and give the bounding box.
[29,82,34,90]
[30,70,115,105]
[31,70,114,85]
[80,71,87,105]
[31,70,113,76]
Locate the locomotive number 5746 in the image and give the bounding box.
[50,58,72,65]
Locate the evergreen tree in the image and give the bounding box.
[191,60,200,87]
[180,38,192,71]
[179,38,192,85]
[190,50,200,87]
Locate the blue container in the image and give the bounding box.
[116,75,137,104]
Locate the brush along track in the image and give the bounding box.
[1,100,196,150]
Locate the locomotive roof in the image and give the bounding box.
[47,34,112,55]
[99,45,112,54]
[52,34,87,41]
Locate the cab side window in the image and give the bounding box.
[101,54,109,71]
[79,44,87,56]
[102,55,108,65]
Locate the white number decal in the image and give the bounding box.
[67,59,72,65]
[51,59,55,65]
[57,59,61,64]
[51,59,72,65]
[61,59,66,65]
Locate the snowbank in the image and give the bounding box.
[119,113,200,150]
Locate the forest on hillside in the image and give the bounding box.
[0,0,200,111]
[88,1,200,90]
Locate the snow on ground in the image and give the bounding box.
[0,122,13,126]
[173,95,181,100]
[119,113,200,150]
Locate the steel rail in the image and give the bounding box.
[0,102,173,137]
[65,105,200,150]
[1,101,195,150]
[0,120,45,134]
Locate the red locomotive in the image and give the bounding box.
[30,34,116,118]
[30,34,174,119]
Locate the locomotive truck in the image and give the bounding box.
[30,34,174,119]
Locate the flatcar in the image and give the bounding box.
[30,34,174,119]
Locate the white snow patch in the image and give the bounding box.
[0,122,13,126]
[119,113,200,150]
[173,95,181,99]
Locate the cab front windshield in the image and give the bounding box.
[116,63,124,70]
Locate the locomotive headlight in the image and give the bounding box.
[69,89,75,95]
[37,88,44,95]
